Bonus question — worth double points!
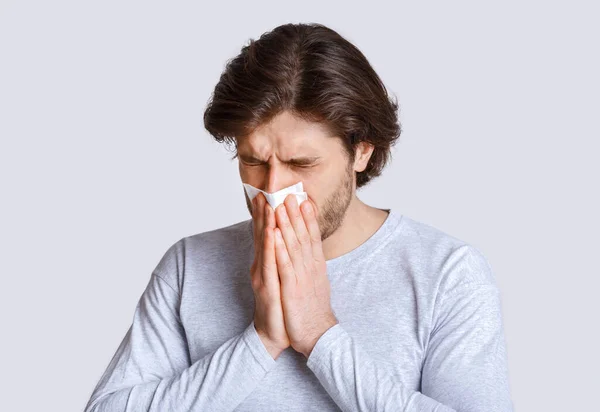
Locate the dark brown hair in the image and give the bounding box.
[203,23,401,188]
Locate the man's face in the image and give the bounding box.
[238,110,355,241]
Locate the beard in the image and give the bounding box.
[244,160,354,242]
[316,160,354,241]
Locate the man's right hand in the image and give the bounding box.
[250,192,290,360]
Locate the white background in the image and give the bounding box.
[1,1,598,410]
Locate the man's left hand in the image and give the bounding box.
[273,194,338,359]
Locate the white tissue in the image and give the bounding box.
[243,181,308,210]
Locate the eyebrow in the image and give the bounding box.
[238,154,321,165]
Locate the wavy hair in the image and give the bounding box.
[203,23,401,188]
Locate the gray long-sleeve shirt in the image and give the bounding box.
[84,209,514,411]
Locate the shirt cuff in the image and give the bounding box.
[306,323,346,370]
[242,320,278,372]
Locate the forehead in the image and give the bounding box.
[237,111,339,156]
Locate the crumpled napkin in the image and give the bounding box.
[243,181,308,210]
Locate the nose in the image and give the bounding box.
[263,162,295,194]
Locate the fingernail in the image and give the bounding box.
[302,201,311,215]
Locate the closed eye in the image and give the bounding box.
[242,162,314,168]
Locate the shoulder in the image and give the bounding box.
[395,214,497,292]
[185,218,253,250]
[152,218,253,293]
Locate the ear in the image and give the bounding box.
[353,142,375,173]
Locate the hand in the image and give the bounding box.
[250,193,290,360]
[273,194,338,359]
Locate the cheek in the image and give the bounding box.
[238,162,246,177]
[239,165,262,182]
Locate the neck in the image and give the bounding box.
[321,195,390,261]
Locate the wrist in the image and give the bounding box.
[301,316,338,358]
[257,332,285,360]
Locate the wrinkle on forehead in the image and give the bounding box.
[236,110,341,162]
[240,131,322,162]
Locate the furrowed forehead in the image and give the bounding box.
[238,152,322,164]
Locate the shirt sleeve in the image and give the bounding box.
[84,244,278,411]
[420,245,514,411]
[305,245,513,412]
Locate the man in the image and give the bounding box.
[85,23,513,411]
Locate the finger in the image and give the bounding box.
[252,193,265,260]
[275,200,303,274]
[249,194,263,288]
[284,194,313,264]
[273,227,295,287]
[262,202,278,287]
[262,220,279,289]
[265,200,275,229]
[300,198,326,265]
